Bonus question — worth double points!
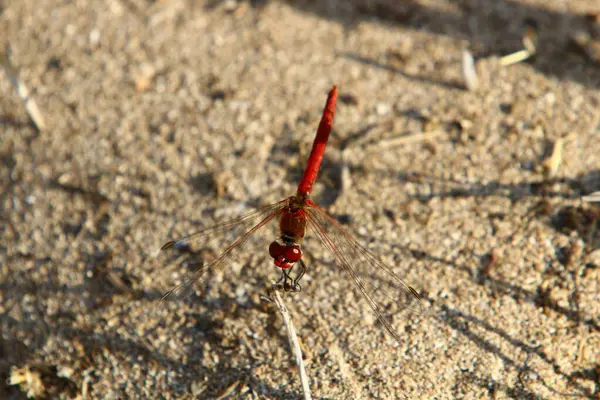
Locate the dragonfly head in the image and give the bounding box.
[269,240,303,269]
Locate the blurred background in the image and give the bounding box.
[1,0,599,398]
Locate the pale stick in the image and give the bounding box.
[266,285,312,400]
[499,19,538,67]
[0,46,46,130]
[461,48,478,91]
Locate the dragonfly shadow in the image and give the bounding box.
[324,232,596,333]
[351,163,600,211]
[300,235,595,397]
[340,166,600,246]
[408,173,600,202]
[409,247,600,332]
[400,169,600,249]
[436,303,598,399]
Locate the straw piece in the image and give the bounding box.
[542,133,576,178]
[267,285,312,400]
[499,49,532,66]
[583,192,600,202]
[461,48,478,91]
[499,20,538,67]
[0,48,47,130]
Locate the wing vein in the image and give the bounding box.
[304,202,423,344]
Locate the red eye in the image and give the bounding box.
[283,246,302,262]
[269,241,284,259]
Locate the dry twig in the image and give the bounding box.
[499,19,538,67]
[0,45,47,130]
[542,133,577,178]
[215,378,242,400]
[583,192,600,202]
[461,48,478,91]
[266,285,312,400]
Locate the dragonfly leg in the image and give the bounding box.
[283,267,302,292]
[275,260,306,292]
[277,267,293,291]
[291,259,306,292]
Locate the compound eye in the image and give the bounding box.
[283,246,302,262]
[269,241,284,259]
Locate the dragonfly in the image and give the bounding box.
[161,86,423,344]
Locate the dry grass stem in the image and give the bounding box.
[583,192,600,202]
[499,20,538,67]
[267,285,312,400]
[340,149,353,196]
[461,48,478,91]
[499,49,532,66]
[0,47,47,130]
[215,378,241,400]
[542,133,577,178]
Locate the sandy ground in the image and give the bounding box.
[1,0,600,399]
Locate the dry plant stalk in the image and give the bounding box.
[583,192,600,202]
[0,46,47,130]
[267,285,312,400]
[461,48,478,91]
[215,378,242,400]
[499,19,538,67]
[339,148,352,196]
[499,48,532,67]
[542,133,577,178]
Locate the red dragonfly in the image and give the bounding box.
[161,86,423,344]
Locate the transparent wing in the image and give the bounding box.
[159,198,289,301]
[304,199,424,344]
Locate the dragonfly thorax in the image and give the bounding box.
[279,205,307,242]
[269,240,302,269]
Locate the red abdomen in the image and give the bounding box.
[279,209,307,241]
